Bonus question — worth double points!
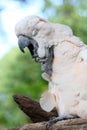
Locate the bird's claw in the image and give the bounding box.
[46,114,78,130]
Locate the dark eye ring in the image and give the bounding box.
[32,29,38,36]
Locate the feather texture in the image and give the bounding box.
[15,15,87,119]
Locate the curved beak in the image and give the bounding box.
[18,35,38,58]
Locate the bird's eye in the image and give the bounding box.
[32,29,38,36]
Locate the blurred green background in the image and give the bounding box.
[0,0,87,129]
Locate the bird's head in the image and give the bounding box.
[15,15,55,80]
[15,15,72,81]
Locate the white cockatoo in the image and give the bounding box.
[15,15,87,122]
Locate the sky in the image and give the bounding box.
[0,0,44,59]
[0,0,63,59]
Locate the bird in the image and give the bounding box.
[15,15,87,128]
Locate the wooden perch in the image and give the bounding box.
[13,94,58,122]
[6,94,87,130]
[7,118,87,130]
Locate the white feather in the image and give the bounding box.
[40,91,56,112]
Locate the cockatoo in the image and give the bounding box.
[15,15,87,126]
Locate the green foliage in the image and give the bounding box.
[0,48,47,127]
[43,0,87,43]
[50,13,87,44]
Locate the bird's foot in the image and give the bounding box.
[46,114,78,130]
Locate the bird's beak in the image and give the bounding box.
[18,35,53,78]
[18,35,38,58]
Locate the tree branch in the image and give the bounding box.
[6,94,87,130]
[13,94,58,122]
[7,118,87,130]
